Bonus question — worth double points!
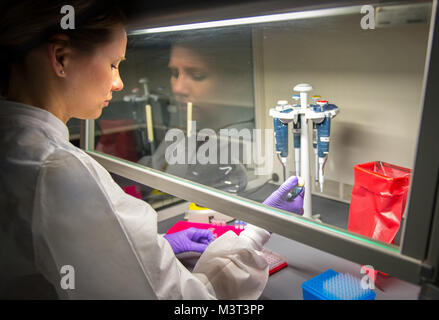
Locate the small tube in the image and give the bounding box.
[145,104,154,142]
[287,176,305,200]
[187,102,193,137]
[145,104,155,153]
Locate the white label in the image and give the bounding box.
[320,137,330,142]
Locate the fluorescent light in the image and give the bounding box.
[128,6,362,35]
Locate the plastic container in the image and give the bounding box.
[262,249,288,276]
[302,269,376,300]
[348,161,411,245]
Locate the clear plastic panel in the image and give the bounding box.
[89,1,433,250]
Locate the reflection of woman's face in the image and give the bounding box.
[168,45,220,120]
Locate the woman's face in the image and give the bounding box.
[168,45,221,121]
[65,25,127,120]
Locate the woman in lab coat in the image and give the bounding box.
[0,0,303,299]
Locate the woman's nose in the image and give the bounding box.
[112,71,124,92]
[172,74,190,96]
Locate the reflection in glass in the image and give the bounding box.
[91,1,433,248]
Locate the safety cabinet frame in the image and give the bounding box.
[80,0,439,289]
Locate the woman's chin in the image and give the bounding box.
[86,109,104,120]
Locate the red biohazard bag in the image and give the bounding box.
[348,161,411,245]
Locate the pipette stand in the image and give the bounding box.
[269,83,339,221]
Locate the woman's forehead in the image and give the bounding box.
[98,25,127,57]
[169,45,213,69]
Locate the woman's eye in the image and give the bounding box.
[191,73,206,81]
[111,64,118,70]
[169,68,179,78]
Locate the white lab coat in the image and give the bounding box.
[0,100,269,299]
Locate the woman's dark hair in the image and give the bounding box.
[0,0,127,97]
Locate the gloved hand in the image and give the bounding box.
[262,176,305,215]
[163,227,215,255]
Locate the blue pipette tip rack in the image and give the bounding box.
[302,269,376,300]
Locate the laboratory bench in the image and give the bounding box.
[157,196,419,300]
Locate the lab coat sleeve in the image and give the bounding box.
[191,226,270,300]
[32,149,269,299]
[33,150,214,299]
[33,150,159,299]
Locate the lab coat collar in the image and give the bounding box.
[0,100,70,142]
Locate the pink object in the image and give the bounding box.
[122,185,142,199]
[166,221,243,238]
[262,249,288,275]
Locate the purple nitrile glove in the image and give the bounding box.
[263,176,305,215]
[163,227,215,255]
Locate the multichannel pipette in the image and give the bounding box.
[273,100,290,181]
[292,94,301,176]
[316,100,331,192]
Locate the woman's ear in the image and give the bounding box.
[47,34,72,78]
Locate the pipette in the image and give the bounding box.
[292,94,301,176]
[316,100,331,192]
[273,100,290,181]
[311,95,321,185]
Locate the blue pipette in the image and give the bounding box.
[273,100,291,181]
[311,95,321,185]
[316,100,331,192]
[292,94,301,176]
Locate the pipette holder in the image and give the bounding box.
[268,84,339,220]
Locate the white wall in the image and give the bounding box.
[254,13,430,197]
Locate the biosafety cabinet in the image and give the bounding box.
[75,0,439,298]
